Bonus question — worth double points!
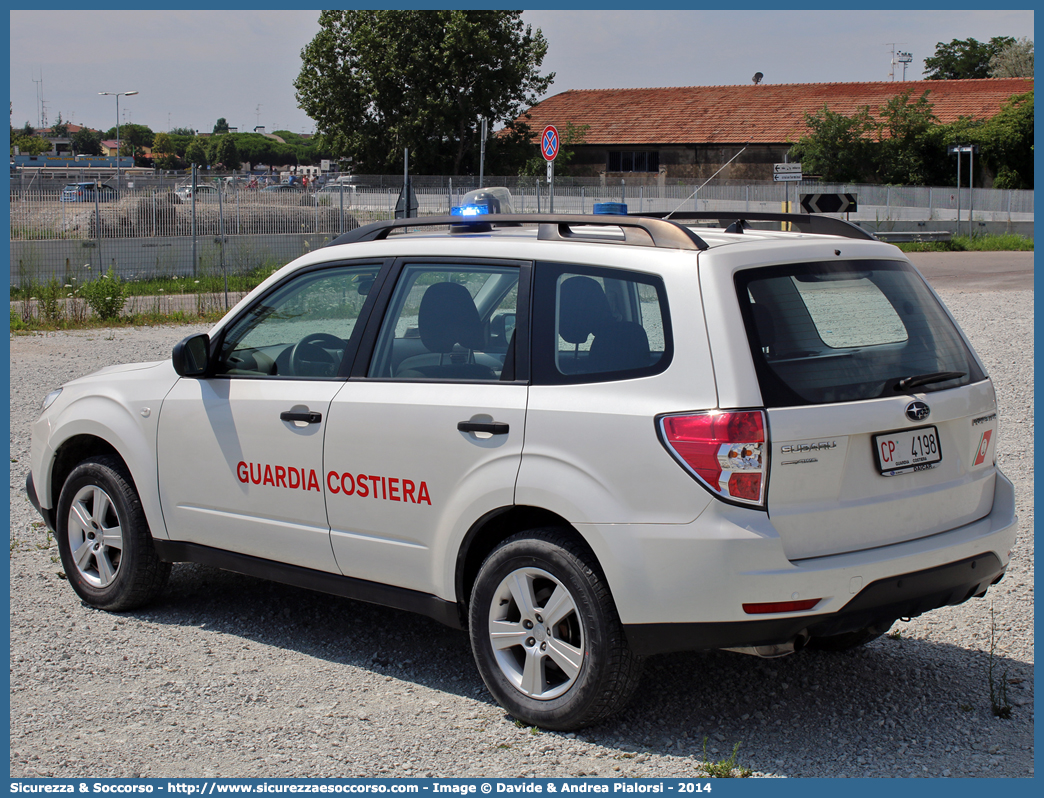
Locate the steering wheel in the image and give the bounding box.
[288,332,346,378]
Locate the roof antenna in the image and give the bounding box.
[665,143,750,220]
[752,72,763,85]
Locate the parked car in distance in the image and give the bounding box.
[173,184,220,204]
[60,182,118,203]
[310,184,363,206]
[261,183,301,195]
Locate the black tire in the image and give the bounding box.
[55,455,171,611]
[807,624,890,652]
[469,529,643,730]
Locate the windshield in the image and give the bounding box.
[736,260,985,406]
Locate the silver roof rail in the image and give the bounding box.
[326,214,710,251]
[635,211,876,241]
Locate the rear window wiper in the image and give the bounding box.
[894,371,966,391]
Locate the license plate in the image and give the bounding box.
[874,425,942,476]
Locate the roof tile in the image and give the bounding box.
[521,79,1032,144]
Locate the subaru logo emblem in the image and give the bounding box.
[906,401,931,422]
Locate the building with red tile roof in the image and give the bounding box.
[520,78,1032,182]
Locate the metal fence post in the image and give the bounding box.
[217,181,228,309]
[191,163,198,278]
[94,188,102,279]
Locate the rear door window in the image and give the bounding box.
[736,260,985,406]
[532,262,672,384]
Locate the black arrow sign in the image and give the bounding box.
[800,193,858,214]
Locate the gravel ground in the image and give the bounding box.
[8,288,1033,779]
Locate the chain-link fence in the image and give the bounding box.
[9,174,1034,289]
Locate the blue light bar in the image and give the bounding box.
[593,202,628,215]
[451,203,490,217]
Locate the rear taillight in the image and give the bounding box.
[659,410,768,507]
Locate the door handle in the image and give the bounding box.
[281,410,322,424]
[457,421,509,435]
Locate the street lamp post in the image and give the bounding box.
[99,90,138,188]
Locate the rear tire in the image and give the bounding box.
[55,456,171,611]
[469,529,642,730]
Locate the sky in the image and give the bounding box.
[8,7,1035,137]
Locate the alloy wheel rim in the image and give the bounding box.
[66,485,124,588]
[487,567,585,700]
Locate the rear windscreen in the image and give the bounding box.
[736,260,985,406]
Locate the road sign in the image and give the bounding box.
[800,193,858,214]
[541,125,560,161]
[547,160,553,183]
[773,172,802,182]
[773,162,802,173]
[948,144,979,155]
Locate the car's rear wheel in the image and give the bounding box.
[55,456,170,611]
[469,529,642,730]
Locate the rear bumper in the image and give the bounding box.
[625,551,1005,655]
[586,469,1017,655]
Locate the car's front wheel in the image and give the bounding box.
[55,456,171,611]
[469,529,642,730]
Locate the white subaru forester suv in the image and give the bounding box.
[28,206,1017,730]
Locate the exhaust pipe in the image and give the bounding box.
[723,630,809,658]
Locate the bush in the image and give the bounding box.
[79,268,130,321]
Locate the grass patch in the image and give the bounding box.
[11,306,226,333]
[896,233,1033,253]
[700,739,752,778]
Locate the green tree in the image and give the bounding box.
[169,126,195,137]
[295,10,553,174]
[51,113,69,139]
[70,127,103,156]
[874,90,938,185]
[185,138,209,167]
[105,123,155,156]
[11,134,50,156]
[978,91,1033,188]
[216,134,241,170]
[168,134,194,158]
[152,131,183,170]
[152,131,174,156]
[213,117,229,134]
[924,36,1015,80]
[989,37,1034,77]
[787,105,876,183]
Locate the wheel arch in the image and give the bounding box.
[454,505,597,622]
[45,421,167,543]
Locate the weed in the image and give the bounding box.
[700,738,752,778]
[80,267,130,322]
[959,703,974,712]
[987,604,1012,719]
[887,628,902,640]
[37,278,66,324]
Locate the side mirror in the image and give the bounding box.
[172,333,211,377]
